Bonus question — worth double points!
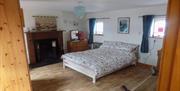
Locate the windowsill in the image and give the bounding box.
[94,34,104,36]
[149,36,164,39]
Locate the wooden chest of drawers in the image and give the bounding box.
[67,40,89,52]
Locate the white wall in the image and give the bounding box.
[85,5,167,66]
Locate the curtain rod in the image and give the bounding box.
[138,15,166,17]
[90,17,111,19]
[32,16,58,18]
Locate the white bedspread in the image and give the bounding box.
[61,47,137,78]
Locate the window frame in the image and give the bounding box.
[149,16,166,39]
[94,21,104,36]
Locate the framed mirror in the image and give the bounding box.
[70,30,79,40]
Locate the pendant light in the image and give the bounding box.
[74,1,86,19]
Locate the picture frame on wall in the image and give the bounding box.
[34,16,58,31]
[117,17,130,34]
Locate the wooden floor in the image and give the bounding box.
[135,76,157,91]
[30,62,156,91]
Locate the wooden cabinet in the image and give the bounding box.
[67,40,89,52]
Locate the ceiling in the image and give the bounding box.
[20,0,168,12]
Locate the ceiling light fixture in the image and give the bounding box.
[74,1,86,19]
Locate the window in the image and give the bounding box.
[94,21,104,35]
[150,16,166,38]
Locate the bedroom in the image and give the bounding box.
[1,0,180,91]
[22,0,165,89]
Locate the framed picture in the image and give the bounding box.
[34,16,57,31]
[118,17,130,34]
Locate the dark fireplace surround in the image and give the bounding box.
[26,31,63,67]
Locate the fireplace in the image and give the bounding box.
[26,31,63,67]
[35,39,59,64]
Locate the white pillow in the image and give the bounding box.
[100,41,138,52]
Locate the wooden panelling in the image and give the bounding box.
[20,8,25,27]
[0,0,4,4]
[0,0,32,91]
[157,0,180,91]
[169,26,180,91]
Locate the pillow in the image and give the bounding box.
[100,41,138,52]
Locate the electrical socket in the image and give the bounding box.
[153,39,156,43]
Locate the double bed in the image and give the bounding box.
[61,41,139,83]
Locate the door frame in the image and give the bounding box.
[157,0,180,91]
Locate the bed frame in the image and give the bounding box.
[63,58,137,84]
[62,46,139,84]
[63,58,97,83]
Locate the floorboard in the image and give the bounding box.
[30,62,155,91]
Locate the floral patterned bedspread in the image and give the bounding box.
[61,47,138,78]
